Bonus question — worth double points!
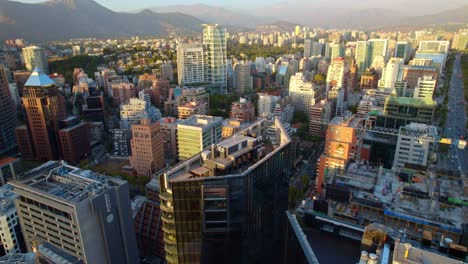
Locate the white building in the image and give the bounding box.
[413,75,436,99]
[326,58,346,92]
[177,43,205,86]
[378,58,403,89]
[418,41,450,53]
[22,46,48,73]
[393,123,437,169]
[203,24,228,94]
[0,184,23,255]
[257,93,281,117]
[120,98,161,129]
[288,72,322,115]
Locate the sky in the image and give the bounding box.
[13,0,272,11]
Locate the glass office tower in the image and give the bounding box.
[160,118,292,264]
[203,24,228,94]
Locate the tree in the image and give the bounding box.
[314,74,326,84]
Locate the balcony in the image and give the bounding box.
[165,253,179,264]
[160,202,174,212]
[164,233,177,245]
[162,223,176,234]
[165,243,178,255]
[159,191,173,201]
[161,212,175,224]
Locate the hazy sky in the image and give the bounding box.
[14,0,269,11]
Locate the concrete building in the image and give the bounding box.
[326,57,347,92]
[233,61,253,93]
[309,99,332,137]
[377,94,435,129]
[273,96,294,125]
[160,117,179,161]
[0,66,18,155]
[452,32,468,50]
[58,117,90,165]
[289,72,323,115]
[14,126,34,160]
[368,39,389,62]
[11,161,139,264]
[257,93,281,117]
[378,58,403,89]
[0,184,25,255]
[203,24,228,94]
[177,44,205,85]
[111,83,136,105]
[160,118,292,264]
[401,65,439,89]
[316,115,363,193]
[22,46,48,73]
[112,128,132,156]
[418,40,450,53]
[360,69,379,90]
[130,119,165,177]
[120,98,161,129]
[160,62,174,82]
[167,87,210,119]
[393,123,437,169]
[329,42,344,60]
[13,71,31,96]
[18,68,66,161]
[178,101,207,120]
[176,115,223,160]
[229,98,256,123]
[413,75,437,98]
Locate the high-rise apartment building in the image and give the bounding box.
[229,98,256,123]
[360,69,379,90]
[159,118,292,264]
[120,98,161,129]
[257,92,281,117]
[177,44,205,85]
[413,75,437,98]
[418,40,450,53]
[309,99,332,137]
[378,58,403,89]
[160,117,179,161]
[112,128,132,156]
[58,117,90,165]
[233,61,253,93]
[288,72,322,115]
[111,82,136,105]
[11,161,139,264]
[393,123,437,169]
[304,39,313,57]
[176,115,223,160]
[203,24,228,94]
[355,41,371,76]
[316,115,363,193]
[452,32,468,50]
[329,43,344,60]
[130,119,165,177]
[326,57,347,92]
[18,68,66,160]
[0,66,18,155]
[160,62,174,82]
[22,46,48,73]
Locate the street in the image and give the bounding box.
[436,54,467,173]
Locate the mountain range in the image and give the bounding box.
[0,0,205,42]
[2,0,468,42]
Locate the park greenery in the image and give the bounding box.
[49,55,105,86]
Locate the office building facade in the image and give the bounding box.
[177,44,205,85]
[22,46,48,74]
[160,118,292,264]
[11,161,139,264]
[0,66,18,155]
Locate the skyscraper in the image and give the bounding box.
[130,119,165,177]
[18,68,66,160]
[22,46,49,74]
[368,39,389,62]
[233,61,253,93]
[159,118,292,264]
[11,161,139,264]
[203,24,228,94]
[394,41,410,62]
[177,44,205,85]
[326,57,347,92]
[355,41,371,76]
[330,42,344,60]
[0,66,18,155]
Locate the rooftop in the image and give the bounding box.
[177,115,222,129]
[387,95,436,107]
[24,68,55,87]
[165,118,290,183]
[0,184,17,216]
[393,242,461,264]
[12,161,122,204]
